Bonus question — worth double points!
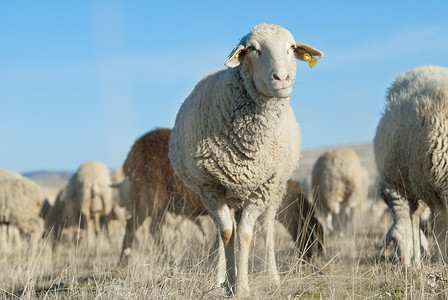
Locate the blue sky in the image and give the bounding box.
[1,1,447,174]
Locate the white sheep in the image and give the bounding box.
[311,148,369,234]
[0,169,22,181]
[169,23,323,296]
[0,175,45,245]
[374,65,448,267]
[0,170,25,247]
[65,161,113,239]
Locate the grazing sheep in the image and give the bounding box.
[169,23,323,296]
[374,65,448,266]
[0,176,45,244]
[0,171,26,246]
[65,161,113,239]
[379,182,431,261]
[374,66,448,267]
[43,188,68,241]
[311,148,369,234]
[278,180,325,258]
[119,128,207,263]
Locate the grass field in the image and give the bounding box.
[1,205,447,300]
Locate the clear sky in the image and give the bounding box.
[1,0,447,174]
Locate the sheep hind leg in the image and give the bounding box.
[208,213,226,288]
[261,205,280,285]
[93,212,101,237]
[433,201,448,263]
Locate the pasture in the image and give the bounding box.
[1,144,447,299]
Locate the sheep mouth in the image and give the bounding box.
[273,86,293,97]
[276,85,292,91]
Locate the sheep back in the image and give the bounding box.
[0,177,44,235]
[312,148,368,214]
[123,128,206,217]
[374,65,448,209]
[66,161,113,224]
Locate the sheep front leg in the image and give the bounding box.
[212,204,236,296]
[409,202,422,268]
[261,205,280,285]
[236,204,263,297]
[208,213,226,287]
[120,213,145,265]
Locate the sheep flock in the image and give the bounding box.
[2,23,448,298]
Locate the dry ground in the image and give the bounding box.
[5,143,446,299]
[1,204,447,300]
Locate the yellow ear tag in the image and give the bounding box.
[303,52,319,68]
[308,60,318,68]
[228,46,241,59]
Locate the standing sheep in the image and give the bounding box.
[374,65,448,267]
[119,129,207,263]
[311,148,369,234]
[65,161,113,239]
[169,24,323,296]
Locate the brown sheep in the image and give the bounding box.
[119,128,207,263]
[42,188,70,241]
[278,180,325,258]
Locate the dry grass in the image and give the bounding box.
[1,206,447,300]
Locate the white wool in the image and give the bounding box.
[311,148,369,233]
[169,23,323,296]
[64,161,113,237]
[374,65,448,266]
[0,176,44,237]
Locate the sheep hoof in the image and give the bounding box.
[235,283,251,298]
[272,274,281,286]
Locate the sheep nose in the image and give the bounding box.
[273,73,290,82]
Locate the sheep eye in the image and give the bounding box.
[287,44,295,55]
[247,46,261,55]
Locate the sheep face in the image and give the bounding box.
[225,24,323,99]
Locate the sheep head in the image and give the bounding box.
[225,24,323,98]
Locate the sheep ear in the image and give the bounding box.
[225,44,245,68]
[294,42,324,62]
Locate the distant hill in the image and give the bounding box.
[21,143,377,192]
[22,170,73,189]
